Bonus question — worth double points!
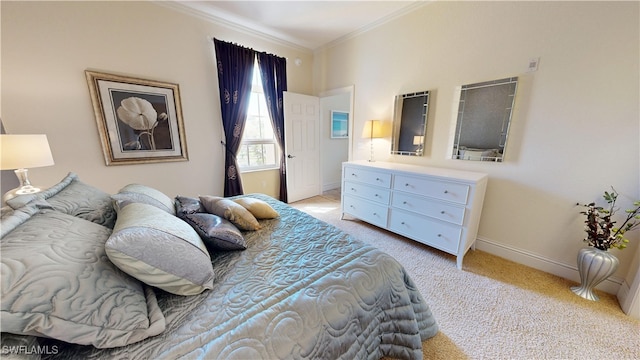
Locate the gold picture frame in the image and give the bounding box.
[85,70,188,165]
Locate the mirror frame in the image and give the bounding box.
[391,91,429,156]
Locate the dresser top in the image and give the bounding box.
[344,160,488,183]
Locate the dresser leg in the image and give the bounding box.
[456,256,463,270]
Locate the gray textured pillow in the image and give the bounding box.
[0,210,166,348]
[6,172,117,228]
[105,202,214,296]
[111,184,176,215]
[199,195,261,231]
[175,195,205,217]
[182,213,246,250]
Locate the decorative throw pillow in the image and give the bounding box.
[105,202,215,296]
[175,195,205,218]
[199,195,261,231]
[6,172,117,228]
[111,184,176,215]
[181,213,246,250]
[233,197,279,219]
[0,210,166,348]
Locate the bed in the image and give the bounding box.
[0,173,438,359]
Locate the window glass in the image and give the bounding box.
[237,62,279,170]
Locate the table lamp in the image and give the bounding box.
[1,134,55,202]
[362,120,385,162]
[413,135,424,155]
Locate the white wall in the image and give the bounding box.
[320,93,350,191]
[1,1,313,198]
[314,1,640,289]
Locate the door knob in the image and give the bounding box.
[287,154,296,159]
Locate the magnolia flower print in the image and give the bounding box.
[116,97,168,150]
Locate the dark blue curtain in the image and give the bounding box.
[257,52,288,202]
[213,38,255,197]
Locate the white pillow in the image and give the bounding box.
[461,149,484,160]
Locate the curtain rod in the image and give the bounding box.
[213,38,284,60]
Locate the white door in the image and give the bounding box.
[283,92,320,203]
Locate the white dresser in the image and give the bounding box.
[341,160,488,269]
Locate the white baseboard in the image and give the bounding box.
[475,237,622,295]
[322,182,341,192]
[617,280,630,309]
[617,276,640,319]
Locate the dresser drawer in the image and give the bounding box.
[343,166,392,189]
[343,181,390,205]
[343,195,388,228]
[391,192,466,225]
[393,175,469,204]
[388,209,461,253]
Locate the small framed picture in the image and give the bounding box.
[85,70,188,165]
[330,111,349,139]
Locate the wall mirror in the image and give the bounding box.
[391,91,429,156]
[452,77,517,162]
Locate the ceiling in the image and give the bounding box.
[170,1,428,50]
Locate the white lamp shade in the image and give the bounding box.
[361,120,386,139]
[1,134,55,170]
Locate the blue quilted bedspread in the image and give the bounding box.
[42,194,438,360]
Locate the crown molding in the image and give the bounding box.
[316,1,433,52]
[155,1,433,53]
[154,1,312,53]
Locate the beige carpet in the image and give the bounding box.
[291,195,640,360]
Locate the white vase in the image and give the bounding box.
[571,247,619,301]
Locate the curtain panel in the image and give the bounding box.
[213,38,256,197]
[257,52,288,202]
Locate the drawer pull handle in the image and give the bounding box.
[376,177,380,181]
[373,212,377,216]
[351,188,355,191]
[437,234,442,237]
[444,190,449,194]
[440,210,445,214]
[375,194,379,197]
[350,205,354,208]
[405,183,410,187]
[401,221,405,225]
[403,201,407,204]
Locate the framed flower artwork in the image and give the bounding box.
[85,70,188,165]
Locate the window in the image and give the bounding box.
[236,62,280,171]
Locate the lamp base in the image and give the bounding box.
[3,185,46,202]
[2,168,45,203]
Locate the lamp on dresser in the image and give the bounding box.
[413,135,424,155]
[362,120,385,162]
[1,134,55,202]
